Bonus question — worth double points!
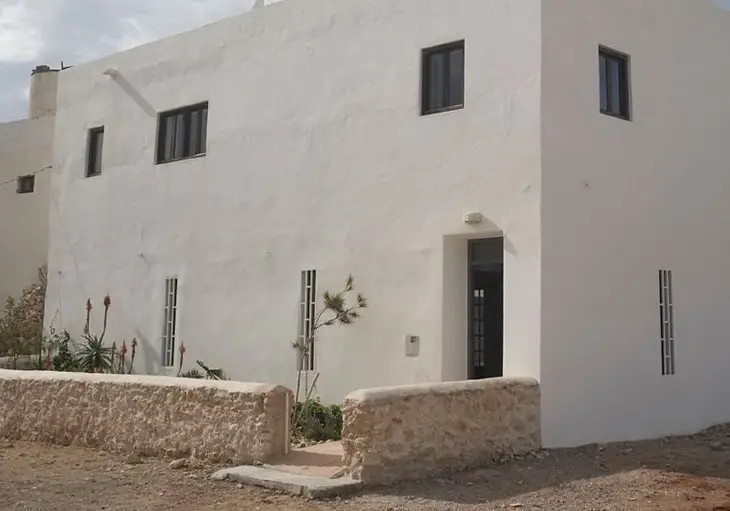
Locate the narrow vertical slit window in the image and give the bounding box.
[86,127,104,177]
[298,270,317,371]
[658,270,675,375]
[161,277,179,368]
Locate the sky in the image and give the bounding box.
[0,0,729,122]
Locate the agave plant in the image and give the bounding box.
[180,368,204,379]
[179,360,228,380]
[75,334,114,372]
[75,295,114,373]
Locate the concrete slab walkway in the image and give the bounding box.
[210,442,362,499]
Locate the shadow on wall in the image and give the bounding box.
[103,70,157,118]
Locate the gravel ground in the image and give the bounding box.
[2,425,730,510]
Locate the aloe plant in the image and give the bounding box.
[75,334,114,372]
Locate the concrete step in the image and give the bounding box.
[210,464,362,499]
[211,442,361,499]
[269,441,346,478]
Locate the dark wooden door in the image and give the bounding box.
[469,269,503,379]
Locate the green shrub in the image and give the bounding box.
[292,399,342,442]
[49,328,78,372]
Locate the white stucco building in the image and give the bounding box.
[0,66,59,303]
[43,0,730,448]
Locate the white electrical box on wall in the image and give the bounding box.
[405,335,420,357]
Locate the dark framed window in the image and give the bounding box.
[86,127,104,177]
[156,102,208,164]
[298,270,317,371]
[599,47,631,120]
[16,175,35,194]
[421,40,465,115]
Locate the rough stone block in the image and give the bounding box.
[341,377,540,484]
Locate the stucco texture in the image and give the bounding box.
[341,377,540,484]
[0,370,292,463]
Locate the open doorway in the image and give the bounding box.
[468,238,504,379]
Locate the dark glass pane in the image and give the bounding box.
[427,52,446,111]
[189,110,200,156]
[200,107,208,153]
[599,55,608,111]
[173,113,185,159]
[608,58,621,114]
[618,63,629,117]
[448,48,465,106]
[163,115,176,161]
[94,131,104,173]
[470,238,503,266]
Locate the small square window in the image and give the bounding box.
[16,175,35,194]
[599,47,631,120]
[421,40,465,115]
[86,127,104,177]
[156,102,208,164]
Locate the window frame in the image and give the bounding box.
[298,269,317,372]
[16,175,35,194]
[86,126,104,178]
[161,276,179,368]
[599,46,631,121]
[155,102,209,165]
[421,40,466,116]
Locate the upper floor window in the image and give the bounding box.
[86,127,104,177]
[421,40,465,115]
[599,47,630,120]
[156,102,208,164]
[16,175,35,194]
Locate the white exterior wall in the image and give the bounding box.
[45,0,542,403]
[541,0,730,447]
[29,71,60,120]
[0,115,54,303]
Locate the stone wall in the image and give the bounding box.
[0,370,292,463]
[341,377,540,484]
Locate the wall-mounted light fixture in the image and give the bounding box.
[463,212,483,225]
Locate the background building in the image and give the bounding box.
[0,65,58,303]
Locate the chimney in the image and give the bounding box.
[28,64,60,119]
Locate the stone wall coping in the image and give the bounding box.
[0,369,287,395]
[344,377,538,403]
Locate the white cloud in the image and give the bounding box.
[0,0,263,121]
[0,1,42,62]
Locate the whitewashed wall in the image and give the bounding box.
[541,0,730,447]
[45,0,542,404]
[0,115,54,303]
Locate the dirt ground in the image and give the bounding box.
[2,425,730,511]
